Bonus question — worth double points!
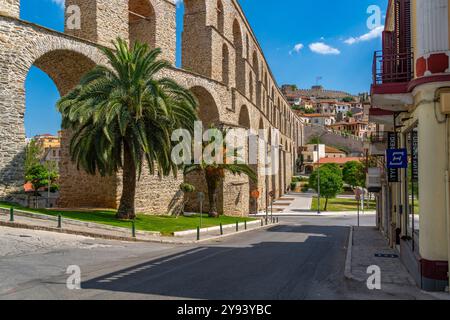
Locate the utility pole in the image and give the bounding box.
[317,138,321,214]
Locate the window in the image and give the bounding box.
[217,0,224,34]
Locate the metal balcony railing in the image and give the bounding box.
[369,132,388,144]
[372,51,414,85]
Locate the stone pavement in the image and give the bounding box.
[0,208,275,244]
[252,192,377,217]
[348,226,416,286]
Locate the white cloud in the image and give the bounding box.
[51,0,65,9]
[309,42,340,55]
[344,26,384,45]
[289,43,304,55]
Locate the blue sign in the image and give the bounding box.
[386,149,408,169]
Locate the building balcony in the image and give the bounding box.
[366,167,382,193]
[367,132,388,157]
[371,51,414,111]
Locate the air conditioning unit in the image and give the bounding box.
[367,167,382,193]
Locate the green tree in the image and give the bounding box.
[184,127,257,218]
[342,161,365,188]
[342,96,354,102]
[24,139,43,173]
[309,164,343,210]
[25,164,59,196]
[57,39,198,220]
[308,136,323,145]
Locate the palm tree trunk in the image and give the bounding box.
[117,145,137,220]
[205,174,219,218]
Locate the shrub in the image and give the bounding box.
[180,183,195,193]
[301,184,310,192]
[290,182,298,191]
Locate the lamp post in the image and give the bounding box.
[316,130,331,214]
[317,137,321,214]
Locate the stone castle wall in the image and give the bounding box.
[304,125,365,154]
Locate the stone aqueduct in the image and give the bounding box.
[0,0,304,216]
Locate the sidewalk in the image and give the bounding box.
[0,208,276,244]
[346,226,416,285]
[252,193,376,217]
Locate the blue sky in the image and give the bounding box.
[21,0,387,137]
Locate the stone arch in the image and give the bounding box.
[189,86,221,126]
[238,105,251,129]
[32,50,97,96]
[217,0,224,34]
[245,34,249,59]
[268,128,276,199]
[222,43,229,86]
[129,0,157,48]
[232,19,246,93]
[185,85,223,215]
[5,41,111,208]
[249,71,254,101]
[252,51,261,108]
[237,105,256,214]
[252,51,259,79]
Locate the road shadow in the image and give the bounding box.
[82,225,350,300]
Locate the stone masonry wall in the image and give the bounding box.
[0,0,19,18]
[304,124,365,154]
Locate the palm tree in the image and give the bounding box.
[57,38,198,220]
[184,127,257,217]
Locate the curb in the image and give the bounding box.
[344,225,365,282]
[0,219,280,245]
[173,220,261,236]
[251,211,376,218]
[0,207,161,237]
[0,221,143,242]
[344,226,353,279]
[191,222,280,244]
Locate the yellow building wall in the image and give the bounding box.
[412,85,449,261]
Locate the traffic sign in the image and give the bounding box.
[386,148,408,169]
[251,190,260,199]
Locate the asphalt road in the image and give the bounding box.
[0,214,433,300]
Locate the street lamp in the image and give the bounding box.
[316,138,321,214]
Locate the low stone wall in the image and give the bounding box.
[304,125,365,154]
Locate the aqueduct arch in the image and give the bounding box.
[129,0,156,48]
[0,0,303,216]
[190,86,221,126]
[232,19,245,94]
